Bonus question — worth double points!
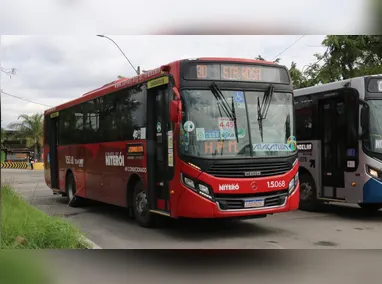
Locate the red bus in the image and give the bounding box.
[43,57,300,227]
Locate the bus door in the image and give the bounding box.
[319,94,346,198]
[48,113,59,190]
[146,76,174,214]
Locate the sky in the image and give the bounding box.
[0,35,328,128]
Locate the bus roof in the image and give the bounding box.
[294,74,382,97]
[44,57,281,115]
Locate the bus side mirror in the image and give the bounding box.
[361,105,369,131]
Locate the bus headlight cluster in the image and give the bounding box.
[181,174,213,200]
[367,166,382,180]
[288,172,299,194]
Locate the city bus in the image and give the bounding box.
[43,57,300,227]
[294,75,382,212]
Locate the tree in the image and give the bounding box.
[304,35,382,85]
[1,127,5,146]
[7,114,44,157]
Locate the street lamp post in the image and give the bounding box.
[97,35,140,75]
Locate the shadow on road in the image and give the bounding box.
[49,197,285,240]
[304,203,382,222]
[157,218,281,241]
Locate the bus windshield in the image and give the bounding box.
[366,100,382,154]
[180,89,296,158]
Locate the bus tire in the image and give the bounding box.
[66,172,84,208]
[299,173,320,212]
[133,180,158,228]
[358,203,382,213]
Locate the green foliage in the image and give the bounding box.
[7,113,43,155]
[293,35,382,88]
[0,250,53,284]
[1,184,88,249]
[257,36,382,89]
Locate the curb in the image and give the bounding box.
[81,236,102,249]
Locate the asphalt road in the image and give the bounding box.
[2,169,382,249]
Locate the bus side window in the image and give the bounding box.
[296,102,314,140]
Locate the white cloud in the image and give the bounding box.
[1,35,326,127]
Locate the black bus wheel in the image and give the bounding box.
[66,172,84,208]
[299,173,321,212]
[133,180,158,228]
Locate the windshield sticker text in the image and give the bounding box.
[105,152,125,166]
[218,117,235,129]
[252,143,292,152]
[205,141,238,154]
[219,183,240,191]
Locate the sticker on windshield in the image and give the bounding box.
[220,131,236,140]
[253,143,292,152]
[376,139,382,149]
[287,136,297,151]
[205,130,220,140]
[218,117,234,129]
[233,91,245,109]
[196,128,206,141]
[237,128,245,139]
[184,121,195,132]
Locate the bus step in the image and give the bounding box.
[149,209,171,217]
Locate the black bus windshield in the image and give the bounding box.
[365,99,382,154]
[179,89,296,158]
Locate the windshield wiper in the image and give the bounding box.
[257,85,275,143]
[210,83,234,120]
[210,83,239,143]
[257,97,264,142]
[231,97,239,143]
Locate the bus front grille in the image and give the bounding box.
[215,189,288,211]
[205,161,292,178]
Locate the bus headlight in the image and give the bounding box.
[289,172,299,194]
[181,174,213,200]
[183,176,195,188]
[367,166,382,180]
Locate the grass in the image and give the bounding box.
[1,184,88,249]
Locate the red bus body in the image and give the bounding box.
[44,57,299,226]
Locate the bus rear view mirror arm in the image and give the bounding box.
[360,101,370,132]
[170,87,182,123]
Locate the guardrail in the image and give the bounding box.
[1,162,44,170]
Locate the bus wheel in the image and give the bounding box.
[358,203,382,213]
[133,180,157,228]
[66,172,84,208]
[299,173,320,212]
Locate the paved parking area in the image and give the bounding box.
[2,169,382,249]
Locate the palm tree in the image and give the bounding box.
[8,114,44,158]
[1,127,5,146]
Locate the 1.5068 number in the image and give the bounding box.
[267,181,285,188]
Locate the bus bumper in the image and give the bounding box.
[175,183,300,219]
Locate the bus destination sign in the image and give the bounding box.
[183,63,290,84]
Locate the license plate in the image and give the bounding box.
[244,198,264,208]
